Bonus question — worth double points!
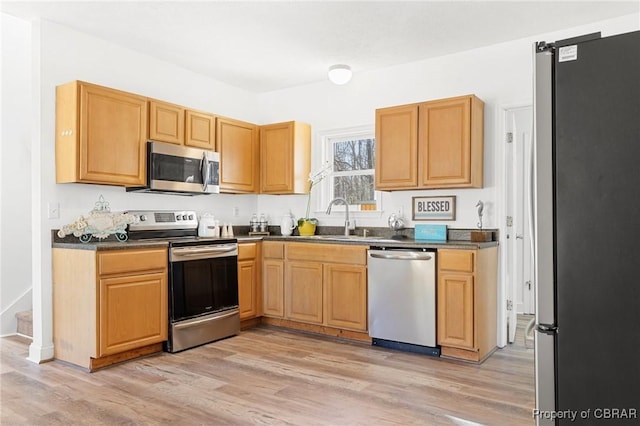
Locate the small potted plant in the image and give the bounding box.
[298,161,332,236]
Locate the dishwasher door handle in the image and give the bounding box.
[369,252,433,261]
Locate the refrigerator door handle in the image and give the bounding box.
[533,47,556,326]
[536,323,558,334]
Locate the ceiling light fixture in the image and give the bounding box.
[328,64,352,85]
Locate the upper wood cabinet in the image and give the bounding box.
[260,121,311,194]
[186,110,215,150]
[56,81,148,186]
[375,104,419,189]
[149,99,185,145]
[217,116,260,193]
[375,94,484,190]
[149,101,216,150]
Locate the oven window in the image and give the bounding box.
[170,256,238,321]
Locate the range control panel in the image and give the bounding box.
[126,210,198,231]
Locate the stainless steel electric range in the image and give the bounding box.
[127,210,240,353]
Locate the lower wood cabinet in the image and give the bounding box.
[262,241,285,317]
[281,242,368,332]
[238,242,261,320]
[285,261,323,323]
[437,247,498,362]
[53,247,168,371]
[324,263,367,331]
[99,271,167,357]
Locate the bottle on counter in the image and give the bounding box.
[227,224,234,237]
[213,220,220,237]
[259,214,268,232]
[250,213,259,233]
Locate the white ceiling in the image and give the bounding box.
[3,1,639,93]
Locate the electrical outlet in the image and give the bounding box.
[232,206,239,217]
[48,202,60,219]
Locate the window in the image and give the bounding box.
[320,126,378,212]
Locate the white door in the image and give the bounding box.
[505,106,535,342]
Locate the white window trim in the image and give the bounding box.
[315,125,383,218]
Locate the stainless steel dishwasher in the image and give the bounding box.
[367,247,439,356]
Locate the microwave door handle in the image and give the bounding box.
[201,152,209,192]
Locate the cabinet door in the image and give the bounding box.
[375,104,419,190]
[238,259,258,320]
[437,272,474,349]
[324,264,367,331]
[238,242,260,320]
[261,122,294,193]
[217,117,259,193]
[186,110,215,150]
[149,100,185,145]
[260,121,310,194]
[419,96,473,187]
[77,83,147,185]
[98,272,167,357]
[263,259,284,317]
[285,261,323,324]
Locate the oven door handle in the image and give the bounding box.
[369,252,433,261]
[173,246,237,256]
[173,309,239,330]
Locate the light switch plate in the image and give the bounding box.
[48,202,60,219]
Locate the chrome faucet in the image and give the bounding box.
[326,197,351,236]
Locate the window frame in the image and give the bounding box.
[317,125,381,215]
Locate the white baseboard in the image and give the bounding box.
[28,342,54,364]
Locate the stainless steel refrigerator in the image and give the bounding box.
[534,30,640,425]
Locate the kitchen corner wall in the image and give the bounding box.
[2,11,638,357]
[1,16,263,355]
[255,13,640,231]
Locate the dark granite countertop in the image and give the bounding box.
[52,227,498,251]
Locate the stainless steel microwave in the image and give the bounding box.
[127,141,220,195]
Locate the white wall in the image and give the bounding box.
[1,14,34,335]
[256,13,640,232]
[2,11,638,358]
[1,16,263,358]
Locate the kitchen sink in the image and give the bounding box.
[301,235,400,243]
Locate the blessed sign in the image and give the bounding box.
[412,196,456,221]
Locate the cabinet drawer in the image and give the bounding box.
[99,248,167,275]
[439,250,474,273]
[286,243,367,265]
[238,242,257,261]
[263,242,284,259]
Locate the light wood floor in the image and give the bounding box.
[1,321,534,425]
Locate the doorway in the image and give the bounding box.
[504,105,534,343]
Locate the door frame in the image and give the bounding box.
[495,99,532,348]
